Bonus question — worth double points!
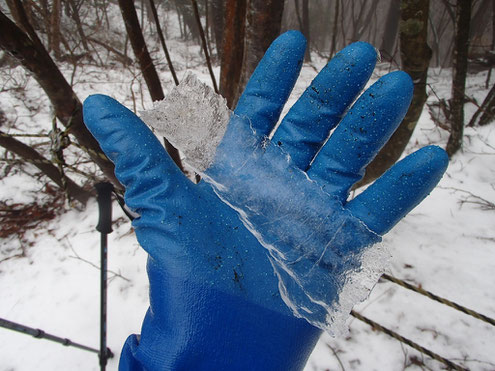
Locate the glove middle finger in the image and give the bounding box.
[272,42,377,170]
[307,71,413,202]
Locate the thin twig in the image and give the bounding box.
[148,0,179,85]
[326,343,346,371]
[66,239,130,282]
[0,253,24,264]
[438,186,495,210]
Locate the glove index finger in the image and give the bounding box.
[83,94,188,215]
[308,71,413,201]
[234,30,306,139]
[273,41,377,170]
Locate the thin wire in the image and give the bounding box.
[351,310,468,371]
[382,273,495,327]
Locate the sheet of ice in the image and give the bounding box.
[141,75,389,334]
[140,72,230,172]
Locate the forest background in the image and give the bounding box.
[0,1,494,370]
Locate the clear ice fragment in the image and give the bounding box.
[140,72,230,172]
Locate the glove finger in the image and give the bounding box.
[346,146,449,235]
[83,94,188,216]
[308,71,413,201]
[273,42,377,170]
[234,30,306,139]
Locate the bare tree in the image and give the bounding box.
[352,0,379,41]
[470,0,491,40]
[468,82,495,126]
[5,0,46,51]
[147,0,179,85]
[329,0,340,58]
[50,0,62,59]
[447,0,472,156]
[236,0,285,103]
[219,0,247,108]
[219,0,284,108]
[0,5,120,189]
[0,130,92,205]
[294,0,311,61]
[173,1,200,42]
[66,0,89,51]
[380,0,400,60]
[477,86,495,125]
[210,0,224,57]
[359,0,432,186]
[191,0,218,92]
[117,0,183,171]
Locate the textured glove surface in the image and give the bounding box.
[83,31,448,370]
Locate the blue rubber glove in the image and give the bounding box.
[83,31,448,370]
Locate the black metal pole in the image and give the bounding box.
[0,317,100,354]
[95,182,114,370]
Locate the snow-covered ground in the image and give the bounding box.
[1,6,494,371]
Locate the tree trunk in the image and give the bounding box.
[20,0,37,31]
[147,0,179,85]
[380,0,400,60]
[446,0,471,156]
[118,0,164,101]
[350,0,366,41]
[219,0,247,108]
[210,0,224,58]
[175,0,184,39]
[478,87,495,125]
[0,131,92,205]
[0,9,121,190]
[302,0,311,62]
[204,0,212,56]
[353,0,379,41]
[358,0,432,186]
[117,0,183,171]
[329,0,340,58]
[191,0,218,92]
[38,0,52,45]
[469,0,490,40]
[50,0,62,59]
[294,0,302,29]
[67,0,89,51]
[174,2,199,42]
[6,0,46,51]
[236,0,285,104]
[468,81,495,126]
[484,0,495,88]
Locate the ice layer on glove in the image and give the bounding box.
[141,74,390,335]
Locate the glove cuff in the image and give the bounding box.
[119,260,322,371]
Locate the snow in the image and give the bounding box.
[0,5,494,370]
[0,199,147,370]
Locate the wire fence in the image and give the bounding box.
[350,272,494,370]
[382,273,495,327]
[350,310,468,371]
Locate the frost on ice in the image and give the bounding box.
[141,74,390,335]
